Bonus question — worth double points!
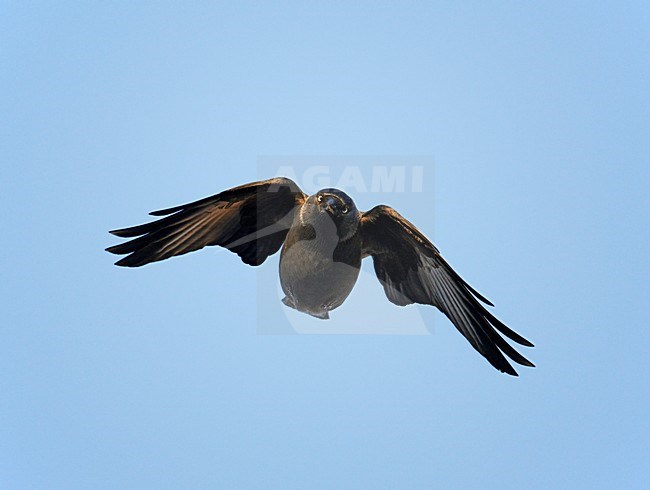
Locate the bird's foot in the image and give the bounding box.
[308,310,330,320]
[282,296,297,309]
[282,296,330,320]
[282,297,330,320]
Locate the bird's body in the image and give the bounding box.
[107,177,535,376]
[279,193,362,319]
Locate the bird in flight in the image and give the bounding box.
[107,177,534,376]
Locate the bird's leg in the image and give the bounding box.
[308,310,330,320]
[282,296,297,309]
[282,296,330,320]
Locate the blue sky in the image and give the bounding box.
[2,1,649,488]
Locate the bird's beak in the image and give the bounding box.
[320,196,338,213]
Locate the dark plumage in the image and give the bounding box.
[107,177,534,376]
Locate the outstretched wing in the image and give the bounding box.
[106,177,307,267]
[360,205,534,376]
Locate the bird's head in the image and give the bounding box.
[303,188,359,240]
[315,188,356,216]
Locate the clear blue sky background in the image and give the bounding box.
[2,2,649,488]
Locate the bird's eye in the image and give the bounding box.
[342,206,349,214]
[318,195,323,202]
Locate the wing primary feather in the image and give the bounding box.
[481,307,534,347]
[437,258,494,307]
[483,325,536,367]
[437,271,518,375]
